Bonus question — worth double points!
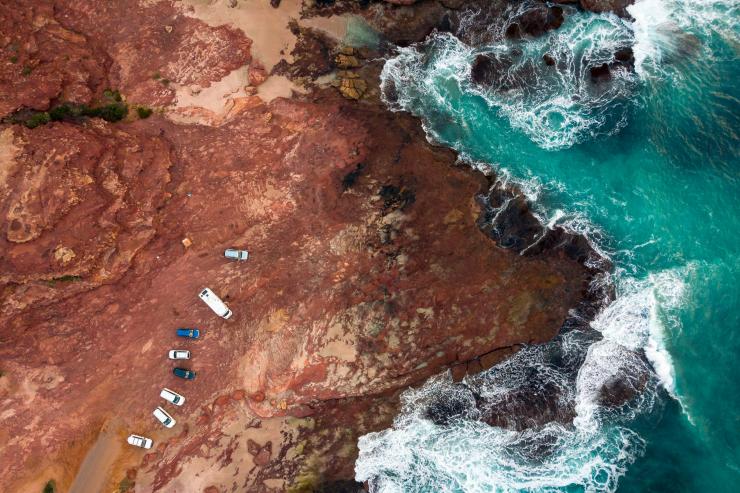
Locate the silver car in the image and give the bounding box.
[153,406,176,428]
[168,349,190,360]
[127,434,153,449]
[160,387,185,406]
[224,248,249,261]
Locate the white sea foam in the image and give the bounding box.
[628,0,739,76]
[358,2,721,491]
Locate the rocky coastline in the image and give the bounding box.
[0,1,619,491]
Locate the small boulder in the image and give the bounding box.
[506,5,564,39]
[543,53,556,66]
[589,63,611,82]
[339,75,367,100]
[580,0,634,17]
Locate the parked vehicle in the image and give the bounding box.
[198,287,232,319]
[224,248,249,261]
[173,367,196,380]
[168,349,191,360]
[127,434,153,449]
[176,328,200,339]
[153,407,176,428]
[160,387,185,406]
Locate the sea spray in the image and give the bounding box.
[358,0,740,490]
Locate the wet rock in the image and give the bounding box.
[543,53,556,66]
[476,188,542,251]
[469,51,538,93]
[314,480,366,493]
[580,0,635,17]
[590,62,612,83]
[506,5,565,39]
[424,384,477,425]
[482,380,576,431]
[470,53,512,86]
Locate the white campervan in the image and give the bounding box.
[198,287,232,319]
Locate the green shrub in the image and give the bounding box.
[49,103,81,121]
[152,72,161,80]
[103,89,123,102]
[21,65,32,76]
[24,112,50,129]
[43,480,56,493]
[136,106,153,119]
[160,78,170,85]
[83,103,128,122]
[53,275,82,282]
[9,55,18,63]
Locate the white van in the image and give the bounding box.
[198,287,232,319]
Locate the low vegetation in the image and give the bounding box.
[42,480,56,493]
[136,106,153,119]
[5,89,131,129]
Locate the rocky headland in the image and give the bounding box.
[0,1,618,492]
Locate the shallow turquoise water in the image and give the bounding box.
[355,0,740,491]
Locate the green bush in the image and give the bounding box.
[136,106,153,119]
[49,103,80,121]
[43,480,56,493]
[24,112,50,129]
[9,55,18,63]
[21,65,32,76]
[103,89,123,102]
[83,102,128,122]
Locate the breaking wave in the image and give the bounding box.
[354,0,735,491]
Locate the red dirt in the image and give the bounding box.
[0,0,593,491]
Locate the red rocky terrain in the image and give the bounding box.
[0,1,597,491]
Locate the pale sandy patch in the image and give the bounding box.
[0,127,20,194]
[179,0,350,108]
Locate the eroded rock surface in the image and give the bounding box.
[0,0,599,491]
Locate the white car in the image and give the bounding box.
[153,406,176,428]
[160,387,186,406]
[127,434,153,449]
[198,287,232,319]
[224,248,249,261]
[168,349,191,360]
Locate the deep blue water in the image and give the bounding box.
[353,0,740,491]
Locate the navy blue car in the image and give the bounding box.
[173,367,196,380]
[176,328,200,339]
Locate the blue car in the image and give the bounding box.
[173,367,196,380]
[176,328,200,339]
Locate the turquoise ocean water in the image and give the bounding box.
[354,0,740,491]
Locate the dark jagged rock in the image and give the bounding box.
[469,52,538,93]
[543,53,556,66]
[477,189,542,251]
[482,380,576,431]
[424,384,477,425]
[589,47,635,83]
[580,0,634,18]
[590,63,612,82]
[595,348,651,408]
[505,5,565,39]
